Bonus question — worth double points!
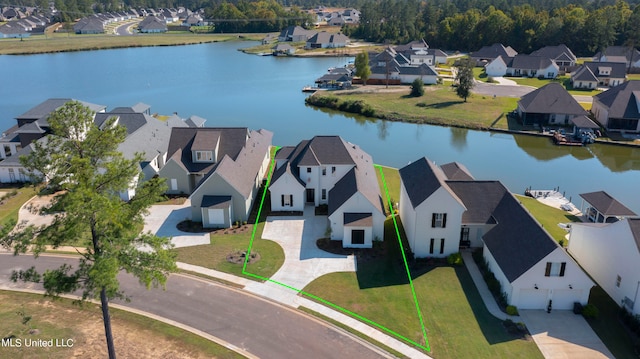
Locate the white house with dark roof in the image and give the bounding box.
[592,80,640,132]
[399,157,594,310]
[368,47,439,85]
[517,83,588,126]
[305,32,349,49]
[158,127,272,228]
[399,158,467,257]
[471,43,517,66]
[530,44,577,69]
[568,217,640,316]
[571,62,627,89]
[594,46,640,71]
[269,136,384,248]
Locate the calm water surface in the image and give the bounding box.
[1,41,639,212]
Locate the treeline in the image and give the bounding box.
[203,0,314,33]
[342,0,640,56]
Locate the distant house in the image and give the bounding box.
[74,17,105,34]
[578,191,637,223]
[530,44,577,70]
[485,56,509,77]
[398,157,594,310]
[368,47,439,85]
[517,83,588,126]
[394,40,448,65]
[138,16,167,33]
[272,43,295,56]
[505,54,559,78]
[305,32,349,49]
[0,22,30,38]
[591,80,640,132]
[471,43,517,66]
[568,217,640,316]
[269,136,384,248]
[571,62,627,89]
[594,46,640,72]
[277,25,316,42]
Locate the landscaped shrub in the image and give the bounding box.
[305,95,340,109]
[338,99,375,117]
[582,304,599,319]
[447,252,463,266]
[506,305,519,316]
[410,78,424,97]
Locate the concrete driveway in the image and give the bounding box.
[244,205,356,305]
[519,310,614,358]
[143,200,210,248]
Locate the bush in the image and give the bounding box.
[582,304,599,319]
[506,305,519,316]
[410,78,424,97]
[447,252,463,266]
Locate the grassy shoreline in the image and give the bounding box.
[0,33,265,55]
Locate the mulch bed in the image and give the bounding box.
[316,237,387,263]
[177,220,253,235]
[226,250,261,264]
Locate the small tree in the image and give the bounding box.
[2,101,177,359]
[354,51,371,85]
[455,57,475,102]
[410,78,425,97]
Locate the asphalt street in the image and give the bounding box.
[0,254,389,359]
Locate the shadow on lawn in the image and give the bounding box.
[455,266,528,345]
[416,100,464,109]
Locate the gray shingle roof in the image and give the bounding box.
[398,63,438,76]
[508,54,556,70]
[16,99,106,127]
[399,157,448,208]
[201,195,232,208]
[593,81,640,119]
[579,191,637,217]
[571,115,599,129]
[574,62,627,81]
[571,65,599,83]
[290,136,356,167]
[530,44,576,62]
[191,130,220,151]
[440,162,474,181]
[471,43,518,61]
[344,212,373,226]
[518,83,587,116]
[166,127,250,174]
[629,218,640,253]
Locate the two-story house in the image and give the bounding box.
[398,157,594,310]
[269,136,384,248]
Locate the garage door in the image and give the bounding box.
[518,289,549,310]
[552,289,583,310]
[208,208,224,226]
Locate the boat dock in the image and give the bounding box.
[525,189,582,215]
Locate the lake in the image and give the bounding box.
[1,41,639,212]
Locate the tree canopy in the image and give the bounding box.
[2,101,177,359]
[354,51,371,85]
[455,58,475,102]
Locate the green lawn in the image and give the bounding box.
[510,76,565,88]
[0,185,39,234]
[473,67,492,82]
[514,195,580,245]
[586,286,639,359]
[303,218,543,359]
[0,290,243,358]
[375,165,400,214]
[318,86,518,130]
[0,33,256,55]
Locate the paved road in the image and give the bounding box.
[115,21,138,36]
[0,254,389,359]
[472,81,536,98]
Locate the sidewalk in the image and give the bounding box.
[460,251,520,321]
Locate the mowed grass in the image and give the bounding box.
[515,195,581,244]
[303,218,543,359]
[0,290,243,358]
[323,86,518,129]
[0,185,39,232]
[0,33,261,55]
[375,165,400,213]
[586,286,640,359]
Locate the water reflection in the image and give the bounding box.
[589,144,640,172]
[450,127,468,152]
[512,134,593,162]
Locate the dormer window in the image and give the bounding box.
[194,150,213,162]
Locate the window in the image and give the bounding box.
[322,167,326,176]
[321,189,326,200]
[460,227,470,241]
[281,194,293,207]
[170,178,178,191]
[431,213,447,228]
[306,167,311,173]
[544,262,566,277]
[616,275,622,288]
[194,150,213,162]
[439,238,445,254]
[331,166,336,174]
[352,229,365,244]
[429,238,435,254]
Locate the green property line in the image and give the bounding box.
[242,148,430,352]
